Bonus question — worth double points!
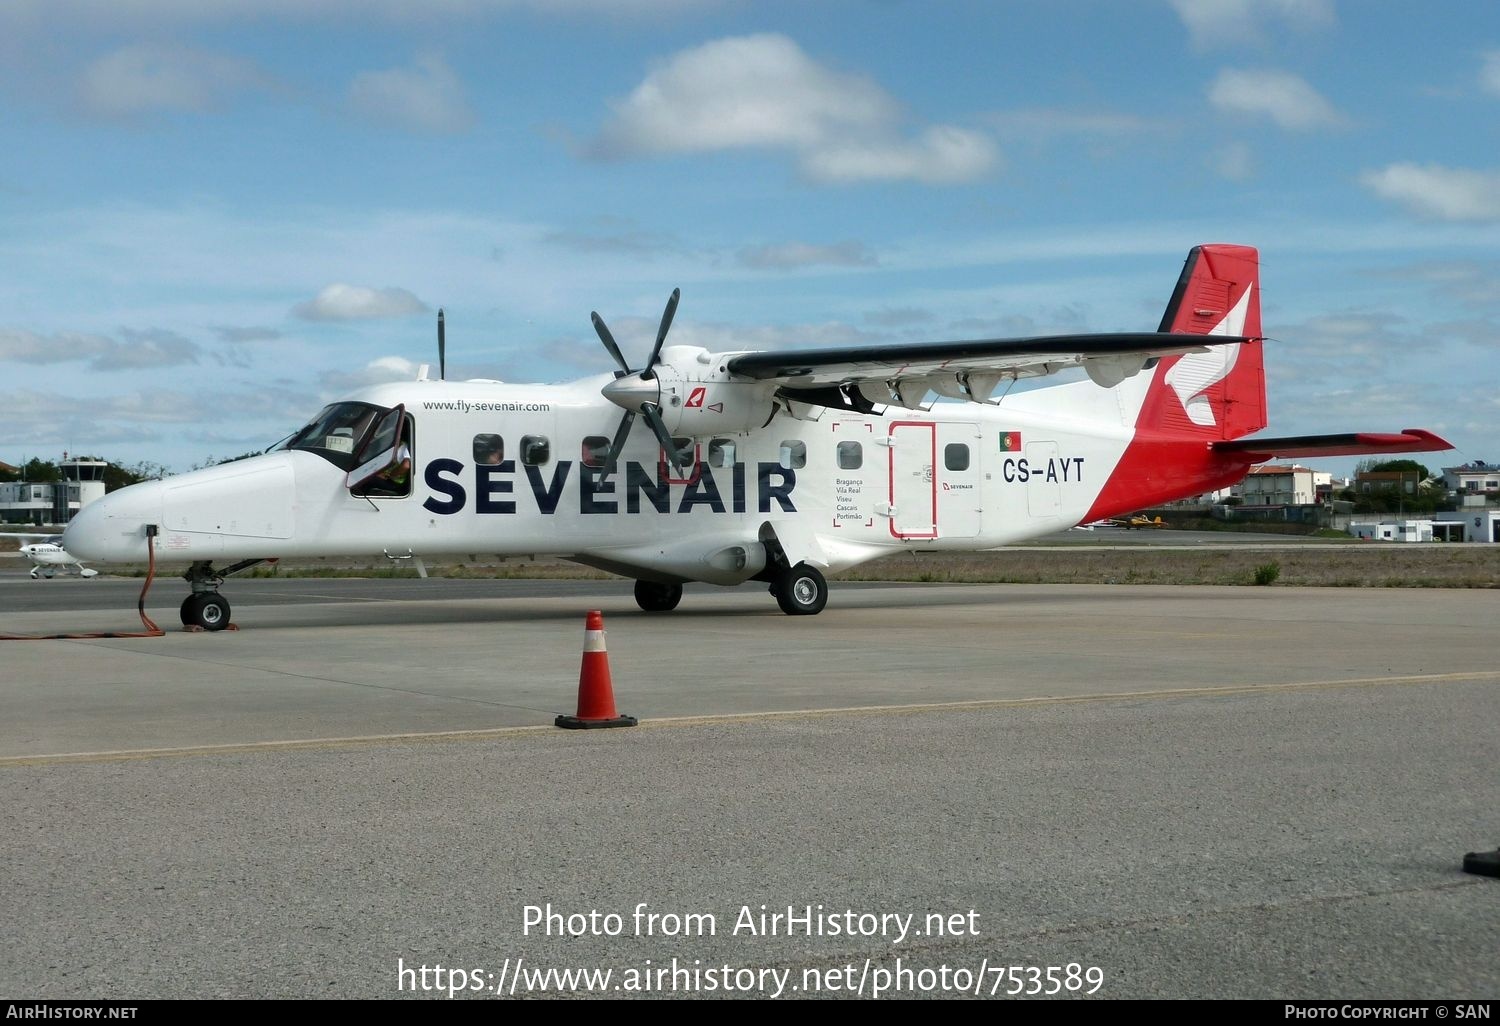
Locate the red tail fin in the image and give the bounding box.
[1140,243,1266,441]
[1084,244,1267,520]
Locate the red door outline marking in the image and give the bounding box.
[888,421,937,540]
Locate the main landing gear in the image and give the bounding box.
[631,560,828,616]
[770,561,827,616]
[633,580,683,612]
[180,559,265,631]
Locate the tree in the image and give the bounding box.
[1360,458,1432,480]
[105,462,169,491]
[21,458,60,483]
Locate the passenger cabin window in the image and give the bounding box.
[709,438,736,468]
[945,443,970,472]
[474,434,504,466]
[581,435,610,468]
[520,435,550,466]
[780,440,807,470]
[837,441,863,470]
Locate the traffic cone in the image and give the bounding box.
[555,610,638,729]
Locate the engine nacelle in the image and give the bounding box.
[650,348,780,436]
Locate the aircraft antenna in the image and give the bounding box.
[437,308,446,381]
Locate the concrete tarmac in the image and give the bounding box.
[1,577,1497,999]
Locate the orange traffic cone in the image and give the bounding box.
[555,610,638,729]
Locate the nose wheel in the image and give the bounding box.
[181,593,232,632]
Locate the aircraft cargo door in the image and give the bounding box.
[888,421,936,539]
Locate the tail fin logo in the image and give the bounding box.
[1162,283,1253,427]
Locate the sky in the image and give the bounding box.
[1,0,1496,477]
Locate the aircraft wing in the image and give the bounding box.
[1212,430,1451,462]
[725,332,1252,409]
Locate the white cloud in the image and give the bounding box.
[1208,68,1345,130]
[592,34,893,155]
[799,126,1000,186]
[1482,49,1500,97]
[0,329,113,364]
[738,241,877,271]
[4,388,209,425]
[1360,164,1500,223]
[77,44,268,118]
[108,328,202,368]
[1372,261,1500,307]
[589,33,997,186]
[0,327,200,369]
[293,284,428,320]
[1169,0,1335,49]
[349,51,473,134]
[319,355,422,391]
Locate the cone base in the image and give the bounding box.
[555,713,639,730]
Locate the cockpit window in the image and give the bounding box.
[286,402,393,471]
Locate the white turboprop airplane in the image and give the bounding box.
[14,536,99,579]
[63,244,1450,630]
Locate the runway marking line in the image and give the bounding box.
[1,670,1493,767]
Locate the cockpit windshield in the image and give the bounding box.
[283,402,388,471]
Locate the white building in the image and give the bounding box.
[1232,464,1319,506]
[1349,520,1435,543]
[0,458,109,525]
[1443,462,1500,500]
[1435,509,1500,544]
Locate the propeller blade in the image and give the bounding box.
[597,410,636,485]
[641,402,688,475]
[641,288,679,379]
[591,311,631,377]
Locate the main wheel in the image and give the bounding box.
[774,562,827,616]
[182,592,231,631]
[634,580,683,612]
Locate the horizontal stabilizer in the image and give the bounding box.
[1213,429,1452,462]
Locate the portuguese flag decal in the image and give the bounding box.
[999,431,1022,452]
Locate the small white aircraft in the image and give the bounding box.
[63,244,1450,630]
[13,535,99,579]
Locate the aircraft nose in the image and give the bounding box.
[63,479,165,563]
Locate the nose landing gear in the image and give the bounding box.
[180,558,266,632]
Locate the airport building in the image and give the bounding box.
[1443,461,1500,498]
[0,458,109,526]
[1230,464,1328,506]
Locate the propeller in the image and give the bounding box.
[592,289,689,481]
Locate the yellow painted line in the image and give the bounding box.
[1,670,1493,768]
[635,671,1500,729]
